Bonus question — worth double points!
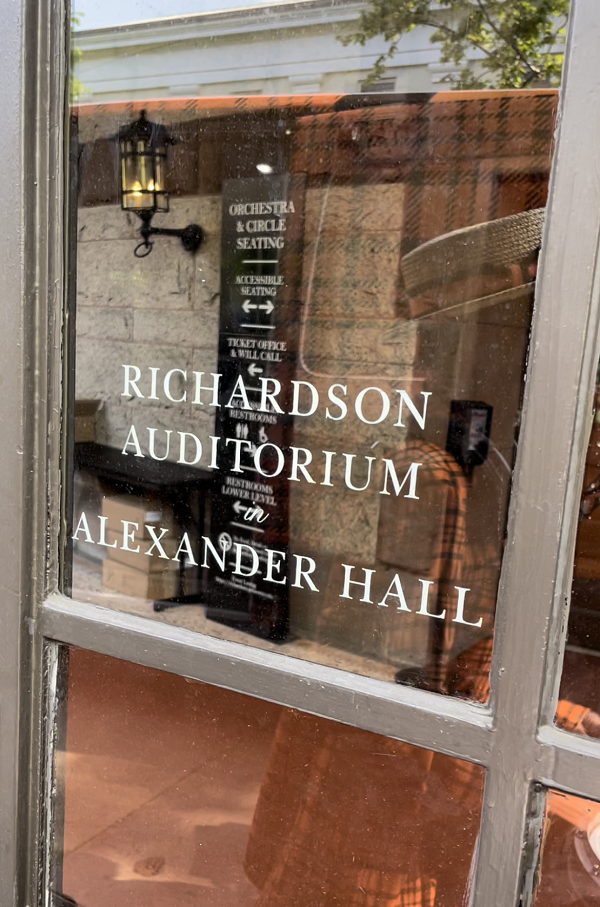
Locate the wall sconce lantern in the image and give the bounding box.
[119,111,204,258]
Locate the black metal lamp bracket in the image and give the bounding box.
[134,215,204,258]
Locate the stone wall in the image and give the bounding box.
[292,183,411,564]
[75,196,222,458]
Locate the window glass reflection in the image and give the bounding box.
[68,89,558,696]
[556,360,600,740]
[534,790,600,907]
[52,648,484,907]
[68,0,570,696]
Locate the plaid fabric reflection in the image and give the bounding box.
[350,872,435,907]
[246,711,439,907]
[436,637,593,816]
[255,866,436,907]
[449,635,591,733]
[377,440,468,691]
[293,93,557,255]
[377,439,467,583]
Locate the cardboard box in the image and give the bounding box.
[101,495,172,540]
[104,529,179,572]
[102,558,179,600]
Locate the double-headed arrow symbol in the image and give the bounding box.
[242,298,274,315]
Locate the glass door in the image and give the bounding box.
[2,2,600,907]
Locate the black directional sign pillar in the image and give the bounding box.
[205,176,299,639]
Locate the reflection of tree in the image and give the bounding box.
[340,0,569,89]
[70,13,85,102]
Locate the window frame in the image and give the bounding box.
[2,1,600,905]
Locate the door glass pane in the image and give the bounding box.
[67,2,564,694]
[533,789,600,906]
[50,647,485,907]
[556,359,600,740]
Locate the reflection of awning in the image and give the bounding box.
[73,87,558,142]
[381,285,536,337]
[401,208,545,295]
[73,95,343,142]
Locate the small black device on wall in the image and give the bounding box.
[446,401,493,480]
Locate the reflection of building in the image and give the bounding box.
[73,0,469,102]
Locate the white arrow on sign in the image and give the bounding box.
[248,363,263,377]
[233,500,248,515]
[242,299,274,315]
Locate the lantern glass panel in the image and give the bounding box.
[120,144,154,211]
[137,140,149,192]
[153,152,169,212]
